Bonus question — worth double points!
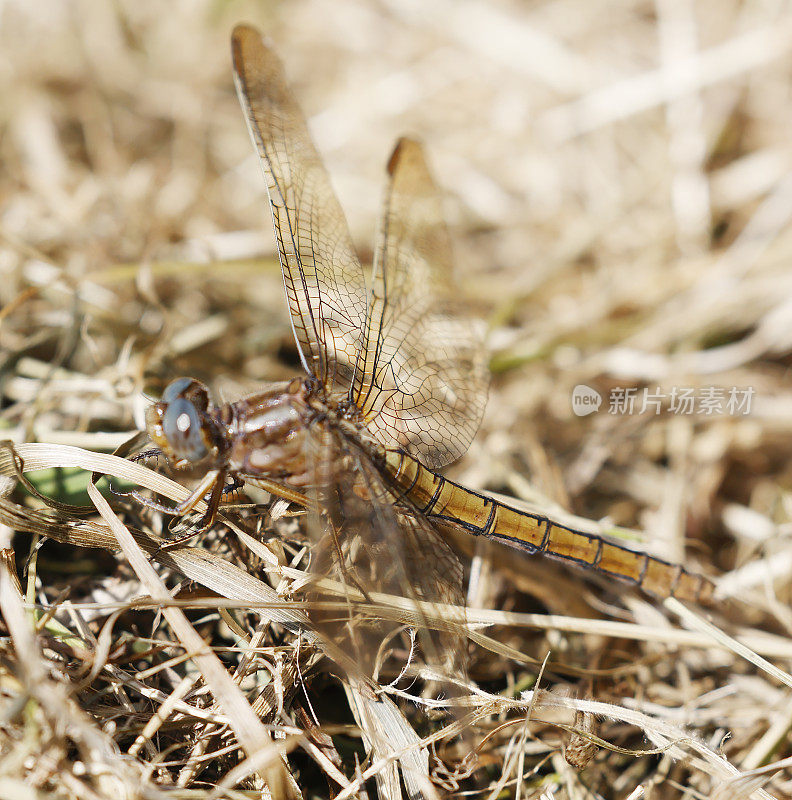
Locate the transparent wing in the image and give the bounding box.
[306,425,468,685]
[353,138,489,468]
[232,25,368,394]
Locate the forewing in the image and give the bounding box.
[353,138,489,468]
[232,25,368,394]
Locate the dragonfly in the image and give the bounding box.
[142,25,714,674]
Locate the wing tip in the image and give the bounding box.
[387,136,425,177]
[231,23,257,76]
[231,22,259,53]
[231,23,280,75]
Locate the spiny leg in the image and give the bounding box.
[118,467,223,530]
[158,469,227,549]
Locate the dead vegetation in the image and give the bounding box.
[1,1,792,798]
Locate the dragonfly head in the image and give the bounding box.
[145,378,222,467]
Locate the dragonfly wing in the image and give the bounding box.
[352,138,489,468]
[306,425,468,686]
[232,25,368,394]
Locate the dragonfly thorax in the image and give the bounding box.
[223,378,315,484]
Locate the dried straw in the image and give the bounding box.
[2,1,792,798]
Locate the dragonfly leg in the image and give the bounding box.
[159,471,226,549]
[107,449,167,502]
[115,468,222,522]
[243,476,310,508]
[222,473,245,497]
[129,448,165,465]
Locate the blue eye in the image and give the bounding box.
[163,398,209,462]
[163,377,198,403]
[162,377,210,412]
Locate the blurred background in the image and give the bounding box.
[2,1,792,798]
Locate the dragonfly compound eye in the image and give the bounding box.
[162,377,210,412]
[162,398,209,462]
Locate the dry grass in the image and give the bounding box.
[1,1,792,798]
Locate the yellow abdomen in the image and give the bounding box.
[382,449,714,604]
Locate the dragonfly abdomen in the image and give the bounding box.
[383,449,715,604]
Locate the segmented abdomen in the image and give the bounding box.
[383,449,714,604]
